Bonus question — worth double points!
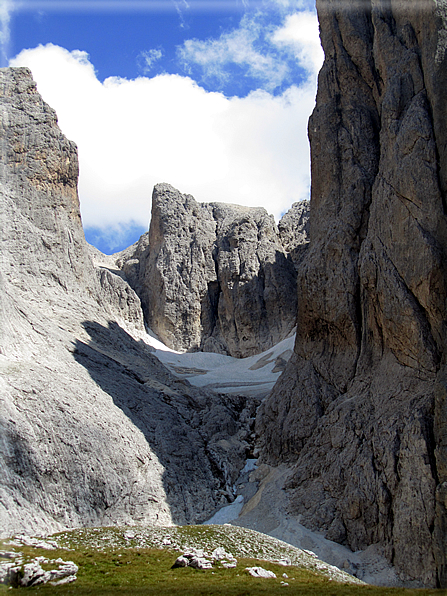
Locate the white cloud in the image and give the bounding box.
[10,42,315,233]
[139,48,164,72]
[0,0,12,67]
[179,15,289,91]
[272,11,323,75]
[173,0,190,27]
[177,4,322,93]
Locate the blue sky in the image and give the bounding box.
[3,0,323,253]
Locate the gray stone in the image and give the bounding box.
[173,548,237,570]
[245,566,276,579]
[278,200,310,269]
[210,200,298,358]
[117,184,305,358]
[0,67,256,537]
[189,556,213,570]
[114,232,150,300]
[20,562,48,587]
[0,564,22,587]
[172,555,189,568]
[19,560,78,587]
[256,0,447,588]
[211,546,234,560]
[173,550,214,569]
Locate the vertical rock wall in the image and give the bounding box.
[136,183,307,358]
[257,0,447,587]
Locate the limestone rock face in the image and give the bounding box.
[142,184,218,353]
[0,67,256,537]
[278,200,310,268]
[210,200,298,358]
[256,1,447,588]
[126,183,303,358]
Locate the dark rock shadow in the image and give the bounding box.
[73,320,258,525]
[199,248,299,358]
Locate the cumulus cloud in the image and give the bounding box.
[271,11,323,75]
[10,43,316,235]
[177,3,322,94]
[0,0,12,67]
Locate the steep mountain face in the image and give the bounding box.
[257,0,447,588]
[0,67,257,536]
[116,184,309,358]
[278,200,310,269]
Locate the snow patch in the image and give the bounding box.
[149,332,296,397]
[144,327,182,353]
[241,459,258,475]
[203,495,244,525]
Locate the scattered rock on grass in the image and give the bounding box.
[173,546,237,570]
[172,550,213,570]
[211,547,237,568]
[0,554,78,588]
[245,566,277,579]
[172,555,189,568]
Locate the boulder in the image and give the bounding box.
[20,560,78,587]
[172,550,213,570]
[172,555,190,568]
[245,566,276,579]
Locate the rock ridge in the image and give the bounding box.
[115,183,309,358]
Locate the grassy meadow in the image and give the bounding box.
[1,526,444,595]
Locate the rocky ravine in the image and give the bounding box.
[112,183,309,358]
[257,0,447,589]
[0,67,260,536]
[2,1,447,589]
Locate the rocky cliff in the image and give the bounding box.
[257,0,447,588]
[278,200,310,269]
[116,184,309,358]
[0,67,258,536]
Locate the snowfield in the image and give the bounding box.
[147,330,295,398]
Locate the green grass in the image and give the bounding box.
[1,527,445,595]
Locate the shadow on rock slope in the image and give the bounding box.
[0,66,255,536]
[73,319,260,526]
